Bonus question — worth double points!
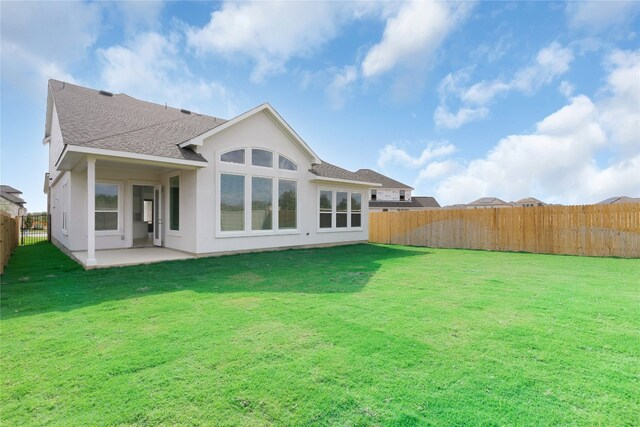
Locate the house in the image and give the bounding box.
[513,197,547,207]
[355,169,413,203]
[0,185,26,217]
[44,80,379,267]
[369,196,440,212]
[597,196,640,205]
[352,169,439,211]
[466,197,511,209]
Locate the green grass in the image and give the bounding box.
[1,242,639,426]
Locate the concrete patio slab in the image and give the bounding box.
[72,247,194,269]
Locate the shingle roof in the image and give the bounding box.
[49,80,228,162]
[597,196,640,204]
[310,161,373,183]
[354,169,413,189]
[412,196,441,208]
[514,197,546,206]
[1,185,25,205]
[369,196,440,209]
[467,197,510,206]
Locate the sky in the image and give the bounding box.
[1,0,639,212]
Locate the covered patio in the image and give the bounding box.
[72,247,194,269]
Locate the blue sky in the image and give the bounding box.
[1,0,639,212]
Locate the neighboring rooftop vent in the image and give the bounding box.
[180,109,192,115]
[99,90,113,97]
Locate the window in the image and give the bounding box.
[62,182,68,233]
[252,177,273,231]
[336,192,348,228]
[252,149,273,167]
[278,180,296,229]
[278,155,297,171]
[169,176,179,231]
[221,149,245,164]
[318,190,363,230]
[351,193,362,227]
[371,189,377,201]
[221,174,245,231]
[218,149,299,236]
[399,190,405,201]
[95,183,119,231]
[143,200,153,222]
[319,190,332,228]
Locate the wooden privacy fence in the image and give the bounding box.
[369,204,640,258]
[1,213,20,274]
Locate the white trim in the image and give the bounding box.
[220,148,246,165]
[94,180,124,236]
[179,103,322,164]
[216,171,301,238]
[316,187,364,233]
[168,173,181,235]
[60,145,207,168]
[309,176,381,187]
[277,154,298,171]
[86,157,96,266]
[250,147,275,169]
[128,180,161,247]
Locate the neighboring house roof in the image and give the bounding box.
[442,204,468,210]
[0,185,25,205]
[48,79,224,163]
[354,169,413,190]
[369,196,440,209]
[467,197,510,206]
[310,162,378,185]
[514,197,547,206]
[412,197,441,208]
[597,196,640,205]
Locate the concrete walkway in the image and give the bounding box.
[73,247,194,269]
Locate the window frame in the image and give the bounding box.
[250,175,274,232]
[61,181,69,235]
[220,148,246,165]
[277,179,297,230]
[317,187,364,232]
[216,170,300,238]
[94,180,122,235]
[219,172,246,234]
[278,154,298,171]
[168,174,180,233]
[251,148,274,168]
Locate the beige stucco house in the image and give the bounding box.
[44,80,379,267]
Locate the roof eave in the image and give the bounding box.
[56,145,208,171]
[309,176,382,187]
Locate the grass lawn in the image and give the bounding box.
[1,243,638,426]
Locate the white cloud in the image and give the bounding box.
[598,49,640,155]
[378,142,456,169]
[0,1,101,96]
[436,42,575,129]
[98,32,236,117]
[187,1,365,82]
[326,66,358,110]
[107,1,166,34]
[361,1,473,78]
[567,1,640,33]
[433,105,489,130]
[559,80,574,97]
[430,50,640,205]
[417,160,461,181]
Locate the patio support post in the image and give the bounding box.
[86,156,97,266]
